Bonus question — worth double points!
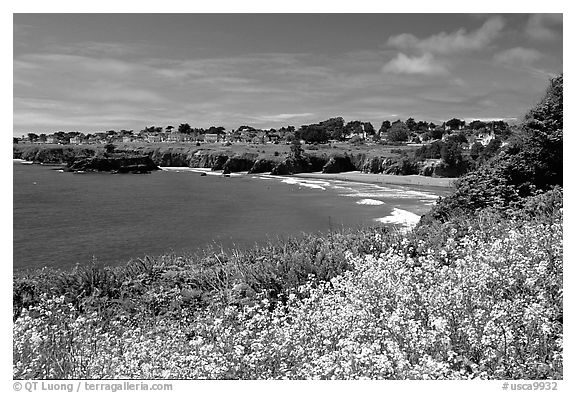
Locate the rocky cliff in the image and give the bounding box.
[14,144,464,177]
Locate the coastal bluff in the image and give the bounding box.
[13,143,461,177]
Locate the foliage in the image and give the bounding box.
[296,126,330,144]
[415,141,443,160]
[297,118,344,142]
[445,118,465,130]
[178,123,192,134]
[426,128,444,141]
[387,122,409,142]
[289,140,304,160]
[379,120,391,135]
[13,212,562,379]
[405,117,417,131]
[440,140,464,167]
[425,75,562,222]
[480,138,502,161]
[469,120,487,130]
[104,143,116,155]
[469,142,484,161]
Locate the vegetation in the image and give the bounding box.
[423,75,562,222]
[13,76,562,379]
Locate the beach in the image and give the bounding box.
[293,171,457,188]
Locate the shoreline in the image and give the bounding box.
[292,171,457,188]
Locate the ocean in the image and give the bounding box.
[13,161,447,271]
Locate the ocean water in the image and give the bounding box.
[13,161,448,271]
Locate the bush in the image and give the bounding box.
[425,75,562,222]
[14,213,562,379]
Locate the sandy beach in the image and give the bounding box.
[159,167,457,188]
[293,171,457,188]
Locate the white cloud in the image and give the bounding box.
[494,47,543,66]
[387,16,505,54]
[248,113,315,122]
[525,14,563,41]
[382,53,448,75]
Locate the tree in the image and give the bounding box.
[166,125,174,132]
[27,133,39,142]
[363,122,375,136]
[416,121,430,132]
[386,121,409,142]
[426,128,444,140]
[440,140,463,167]
[406,117,417,131]
[481,138,502,161]
[296,125,329,143]
[319,117,345,140]
[490,120,511,136]
[469,120,487,130]
[178,123,192,134]
[414,140,443,160]
[207,126,226,135]
[379,120,391,135]
[446,133,468,144]
[446,118,465,130]
[423,75,563,222]
[469,142,484,160]
[344,121,363,136]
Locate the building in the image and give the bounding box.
[204,133,220,143]
[167,132,191,143]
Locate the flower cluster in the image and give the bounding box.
[14,214,562,379]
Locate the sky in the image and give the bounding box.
[13,13,563,135]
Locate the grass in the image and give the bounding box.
[15,141,417,165]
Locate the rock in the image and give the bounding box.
[362,157,383,173]
[210,155,229,171]
[248,158,275,174]
[222,154,257,174]
[322,155,356,173]
[67,155,159,173]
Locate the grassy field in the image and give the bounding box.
[115,141,417,159]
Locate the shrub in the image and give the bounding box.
[14,213,562,379]
[425,75,562,222]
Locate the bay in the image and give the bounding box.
[13,162,445,271]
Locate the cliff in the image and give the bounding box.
[13,144,464,177]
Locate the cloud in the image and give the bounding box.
[525,14,563,41]
[387,16,505,54]
[494,47,543,66]
[247,113,315,122]
[382,53,449,75]
[19,53,137,75]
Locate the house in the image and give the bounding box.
[204,133,220,143]
[146,135,162,143]
[69,136,82,144]
[167,132,191,143]
[478,133,495,146]
[46,136,58,144]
